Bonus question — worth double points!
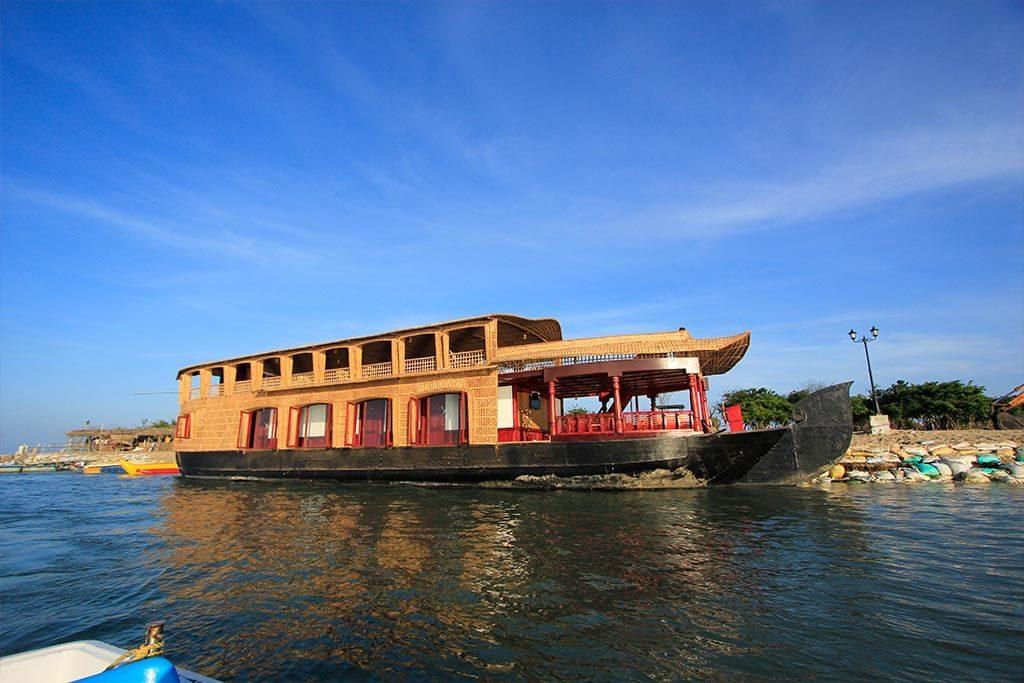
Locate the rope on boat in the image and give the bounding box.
[104,622,165,670]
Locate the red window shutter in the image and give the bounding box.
[237,411,253,449]
[324,403,333,448]
[287,406,301,448]
[346,401,357,447]
[407,397,418,445]
[176,415,190,439]
[268,408,279,449]
[385,399,393,447]
[185,414,191,438]
[460,391,469,445]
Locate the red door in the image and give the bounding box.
[359,399,389,447]
[251,408,277,449]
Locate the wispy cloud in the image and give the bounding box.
[6,185,321,265]
[673,123,1024,234]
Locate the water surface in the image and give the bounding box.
[1,474,1021,680]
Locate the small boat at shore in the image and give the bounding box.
[0,624,218,683]
[0,463,58,473]
[83,463,127,474]
[120,460,180,476]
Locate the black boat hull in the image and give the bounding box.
[177,383,853,486]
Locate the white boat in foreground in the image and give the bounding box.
[0,639,219,683]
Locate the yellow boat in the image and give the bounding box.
[120,459,180,476]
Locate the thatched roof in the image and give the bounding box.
[494,330,751,376]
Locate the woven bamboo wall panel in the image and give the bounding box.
[177,367,500,451]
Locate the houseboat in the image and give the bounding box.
[175,314,853,486]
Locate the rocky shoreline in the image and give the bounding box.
[814,429,1024,485]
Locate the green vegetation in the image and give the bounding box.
[718,387,793,428]
[720,380,991,430]
[146,419,175,428]
[872,380,990,429]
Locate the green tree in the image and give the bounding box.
[850,395,872,423]
[875,380,990,429]
[719,387,793,428]
[147,419,175,428]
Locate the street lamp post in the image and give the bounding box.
[848,326,881,414]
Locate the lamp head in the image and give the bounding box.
[848,329,857,341]
[870,326,879,338]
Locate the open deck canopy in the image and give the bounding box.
[502,357,703,398]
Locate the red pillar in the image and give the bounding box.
[612,375,623,433]
[688,375,700,431]
[699,376,711,433]
[547,380,558,436]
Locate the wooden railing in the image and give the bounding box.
[189,387,201,399]
[450,349,486,368]
[234,380,252,394]
[209,384,222,396]
[557,410,693,435]
[362,361,393,380]
[405,356,437,373]
[323,367,351,383]
[262,375,282,390]
[620,410,693,432]
[291,371,315,387]
[558,412,617,434]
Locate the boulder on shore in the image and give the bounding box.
[957,469,991,484]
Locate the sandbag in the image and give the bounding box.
[913,462,941,478]
[976,454,1001,466]
[944,460,971,476]
[1006,462,1024,477]
[932,462,953,477]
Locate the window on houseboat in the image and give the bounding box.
[353,399,390,447]
[239,407,277,449]
[176,414,191,439]
[293,403,331,448]
[417,392,467,446]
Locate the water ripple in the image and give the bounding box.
[1,474,1022,680]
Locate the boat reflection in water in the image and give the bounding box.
[152,479,872,679]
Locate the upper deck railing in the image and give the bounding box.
[189,347,492,399]
[362,361,393,380]
[291,372,315,387]
[450,349,486,368]
[404,356,437,374]
[323,367,351,383]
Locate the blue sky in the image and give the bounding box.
[1,1,1022,451]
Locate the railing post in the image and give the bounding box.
[313,350,326,385]
[612,376,623,434]
[547,380,558,437]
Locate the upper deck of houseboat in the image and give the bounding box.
[175,314,750,451]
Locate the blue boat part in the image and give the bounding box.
[73,657,181,683]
